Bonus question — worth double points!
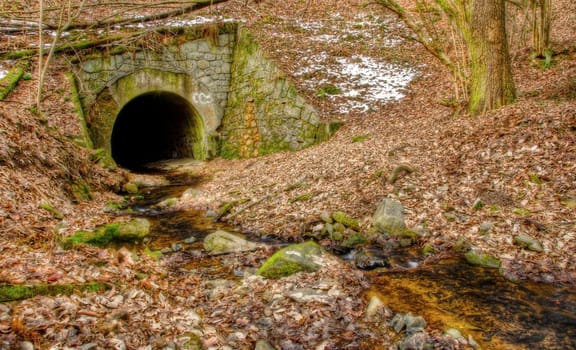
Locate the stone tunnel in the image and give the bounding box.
[73,24,340,170]
[111,91,202,169]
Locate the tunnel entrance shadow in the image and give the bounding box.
[111,91,201,170]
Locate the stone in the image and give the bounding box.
[19,342,34,350]
[257,241,323,279]
[391,312,426,334]
[286,288,336,304]
[332,211,360,230]
[514,234,544,252]
[399,332,429,350]
[444,328,464,340]
[464,251,501,268]
[479,221,494,235]
[254,340,276,350]
[122,182,138,194]
[365,295,389,319]
[320,211,333,224]
[203,230,260,255]
[353,249,390,270]
[117,218,151,241]
[373,198,407,234]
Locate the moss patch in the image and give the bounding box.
[64,219,150,249]
[464,251,501,269]
[0,282,108,302]
[0,60,29,100]
[332,211,360,231]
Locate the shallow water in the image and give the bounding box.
[129,172,576,350]
[369,260,576,349]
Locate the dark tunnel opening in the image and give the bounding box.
[111,91,200,170]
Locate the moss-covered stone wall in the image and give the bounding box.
[220,28,337,159]
[73,24,338,163]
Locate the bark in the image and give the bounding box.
[468,0,516,115]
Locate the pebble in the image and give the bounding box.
[19,341,34,350]
[184,236,196,244]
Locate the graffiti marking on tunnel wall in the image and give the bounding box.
[192,92,214,105]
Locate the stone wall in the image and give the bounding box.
[76,27,235,159]
[73,24,340,163]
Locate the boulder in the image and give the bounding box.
[332,211,360,230]
[373,198,407,234]
[117,218,151,240]
[203,230,260,255]
[513,234,544,252]
[257,241,323,279]
[464,251,501,268]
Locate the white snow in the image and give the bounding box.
[295,54,417,114]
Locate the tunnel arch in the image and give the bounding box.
[111,91,204,170]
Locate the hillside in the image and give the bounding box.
[0,0,575,348]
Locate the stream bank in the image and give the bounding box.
[117,167,576,349]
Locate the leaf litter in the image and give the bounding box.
[0,0,575,348]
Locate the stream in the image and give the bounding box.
[125,170,576,350]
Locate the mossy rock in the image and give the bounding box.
[332,211,360,231]
[203,230,260,255]
[257,241,323,279]
[70,179,93,202]
[181,333,203,350]
[422,244,435,256]
[464,251,501,269]
[123,182,139,194]
[64,218,150,249]
[373,198,406,234]
[513,234,544,253]
[0,282,107,302]
[343,232,369,248]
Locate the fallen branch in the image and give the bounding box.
[46,0,230,30]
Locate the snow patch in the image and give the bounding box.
[295,54,418,114]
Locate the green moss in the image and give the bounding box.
[0,60,29,100]
[64,224,120,249]
[464,251,501,269]
[39,202,64,220]
[182,332,203,350]
[65,72,93,148]
[343,233,368,248]
[64,219,150,249]
[144,247,163,260]
[70,179,93,202]
[291,193,313,203]
[528,173,543,185]
[89,148,116,170]
[352,135,369,143]
[0,282,108,302]
[422,243,435,256]
[316,84,342,97]
[332,211,360,231]
[512,208,531,216]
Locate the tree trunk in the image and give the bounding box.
[531,0,551,58]
[468,0,516,115]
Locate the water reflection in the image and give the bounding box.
[369,259,576,349]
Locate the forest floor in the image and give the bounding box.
[0,0,575,349]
